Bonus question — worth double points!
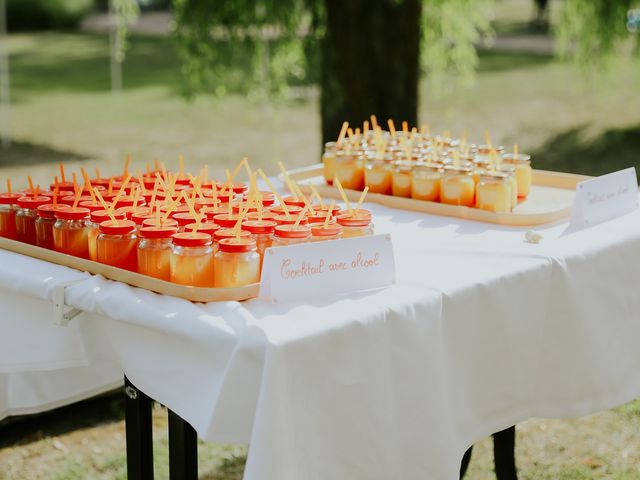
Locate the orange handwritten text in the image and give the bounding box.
[280,258,325,279]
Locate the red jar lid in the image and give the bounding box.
[270,205,303,216]
[90,209,126,223]
[231,202,258,214]
[131,211,154,225]
[172,231,212,247]
[116,206,151,220]
[274,224,312,239]
[315,205,342,216]
[184,221,219,236]
[92,178,112,188]
[174,177,192,186]
[17,196,51,209]
[242,220,277,234]
[244,191,276,207]
[99,219,136,235]
[273,214,308,226]
[246,211,277,222]
[214,193,235,204]
[307,212,334,223]
[37,204,67,218]
[113,196,145,208]
[61,195,93,206]
[218,237,257,253]
[55,206,90,221]
[337,211,373,227]
[142,217,179,228]
[79,200,105,212]
[311,223,343,237]
[216,182,247,194]
[139,226,178,239]
[194,198,218,210]
[172,212,199,227]
[111,182,138,194]
[212,213,242,228]
[213,228,251,242]
[202,206,228,219]
[0,193,23,205]
[141,178,157,189]
[282,196,307,208]
[49,181,75,191]
[160,203,189,214]
[38,189,74,198]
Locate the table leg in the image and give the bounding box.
[124,376,154,480]
[168,409,198,480]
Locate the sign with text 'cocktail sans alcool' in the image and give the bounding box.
[259,234,396,303]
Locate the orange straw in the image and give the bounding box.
[27,176,34,195]
[6,178,11,194]
[59,164,66,183]
[94,188,117,223]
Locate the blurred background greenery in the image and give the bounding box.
[1,1,640,479]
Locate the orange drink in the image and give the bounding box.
[0,193,22,240]
[502,153,532,198]
[440,166,475,207]
[365,157,393,195]
[213,238,261,288]
[137,226,178,281]
[53,207,90,258]
[36,204,66,249]
[392,161,413,198]
[334,153,365,191]
[322,141,338,185]
[272,224,311,247]
[241,220,277,267]
[411,163,441,202]
[170,232,215,287]
[96,220,138,271]
[87,209,126,262]
[336,210,374,238]
[475,172,512,213]
[15,196,51,245]
[311,222,343,242]
[495,165,518,209]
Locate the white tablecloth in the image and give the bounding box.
[3,193,640,479]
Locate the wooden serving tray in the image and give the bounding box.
[0,237,259,303]
[291,164,591,227]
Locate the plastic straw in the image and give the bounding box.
[27,176,34,195]
[337,121,348,145]
[293,206,308,229]
[257,168,290,219]
[355,187,369,214]
[333,177,353,214]
[59,164,66,183]
[387,119,397,137]
[323,200,335,228]
[94,188,117,223]
[6,178,11,194]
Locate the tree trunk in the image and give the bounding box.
[321,0,422,144]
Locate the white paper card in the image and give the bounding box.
[569,167,638,229]
[259,234,395,303]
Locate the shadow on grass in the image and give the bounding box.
[0,140,91,167]
[476,49,553,73]
[201,454,247,480]
[0,390,124,449]
[532,124,640,178]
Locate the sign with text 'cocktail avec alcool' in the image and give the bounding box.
[259,234,396,303]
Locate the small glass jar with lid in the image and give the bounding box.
[365,155,393,195]
[36,204,67,249]
[213,228,251,254]
[15,196,51,245]
[440,165,475,207]
[96,220,138,271]
[391,160,413,198]
[336,210,374,238]
[0,193,23,240]
[495,164,518,209]
[502,153,532,198]
[475,172,512,213]
[170,232,215,287]
[310,222,343,242]
[214,238,261,288]
[184,221,220,238]
[476,145,505,164]
[241,220,277,261]
[411,162,441,202]
[333,152,365,191]
[272,224,312,247]
[137,226,178,281]
[53,207,90,258]
[87,210,126,262]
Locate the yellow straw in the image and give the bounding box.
[94,188,117,223]
[95,167,101,180]
[402,121,409,134]
[514,144,519,158]
[149,178,159,213]
[109,173,132,214]
[337,121,349,144]
[277,161,298,198]
[323,200,335,228]
[485,129,493,148]
[370,115,378,129]
[6,178,11,194]
[309,184,325,207]
[136,171,147,195]
[59,164,66,184]
[355,186,369,214]
[178,154,185,179]
[161,193,183,223]
[81,168,96,202]
[293,206,308,229]
[123,154,131,179]
[257,168,290,219]
[333,177,353,214]
[131,186,141,214]
[27,176,34,195]
[363,120,369,136]
[387,119,397,137]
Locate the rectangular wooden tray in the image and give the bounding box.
[0,237,259,303]
[291,164,591,226]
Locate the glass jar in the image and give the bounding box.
[96,220,138,271]
[495,164,518,209]
[272,224,312,246]
[241,220,277,266]
[311,223,343,242]
[53,207,90,258]
[87,210,126,262]
[15,196,51,244]
[476,145,504,164]
[502,153,532,198]
[213,238,261,288]
[170,232,215,287]
[440,166,475,207]
[392,161,413,198]
[411,163,441,202]
[212,213,243,229]
[334,152,365,191]
[171,212,199,232]
[213,228,252,254]
[0,193,22,240]
[322,141,338,185]
[137,226,178,281]
[35,204,66,249]
[365,156,393,195]
[336,211,374,238]
[475,172,512,213]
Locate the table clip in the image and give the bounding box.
[52,280,85,327]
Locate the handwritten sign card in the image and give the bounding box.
[259,234,396,303]
[570,167,638,229]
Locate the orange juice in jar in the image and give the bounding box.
[15,196,51,245]
[272,224,311,246]
[475,172,512,213]
[0,193,22,240]
[87,210,126,262]
[411,162,441,202]
[53,207,90,258]
[502,153,532,198]
[365,155,393,195]
[336,210,374,238]
[241,220,277,261]
[96,220,138,271]
[322,141,338,185]
[214,238,261,288]
[311,223,343,242]
[36,204,68,249]
[170,232,215,287]
[391,161,413,198]
[334,152,365,191]
[137,226,178,281]
[495,164,518,209]
[440,165,475,207]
